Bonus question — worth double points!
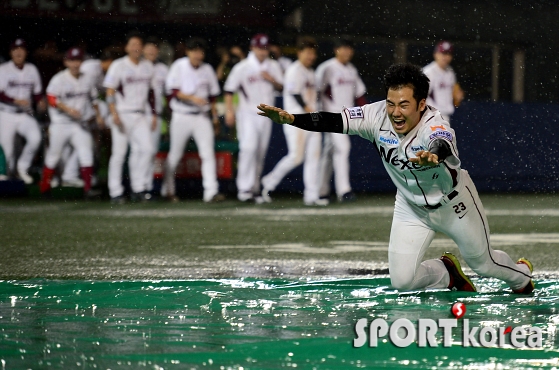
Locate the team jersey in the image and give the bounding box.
[0,61,42,113]
[283,60,316,114]
[47,69,97,124]
[80,59,104,91]
[103,56,155,113]
[166,57,219,114]
[223,52,283,113]
[423,61,457,116]
[315,58,366,113]
[341,102,460,207]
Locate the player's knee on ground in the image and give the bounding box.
[390,272,416,291]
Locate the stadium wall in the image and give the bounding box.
[266,101,559,194]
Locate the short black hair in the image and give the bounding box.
[145,36,160,47]
[383,63,430,105]
[297,36,317,51]
[334,37,354,49]
[100,49,116,61]
[125,31,143,45]
[186,37,207,51]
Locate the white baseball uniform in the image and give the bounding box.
[423,61,457,120]
[58,60,106,185]
[340,102,531,291]
[261,60,321,203]
[223,52,283,200]
[44,69,96,170]
[103,56,155,198]
[163,57,220,201]
[0,60,42,176]
[145,61,168,192]
[315,58,366,197]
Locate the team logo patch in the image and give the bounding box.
[429,131,453,141]
[347,107,364,119]
[379,136,399,145]
[430,125,447,131]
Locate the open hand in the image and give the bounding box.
[257,104,294,124]
[409,150,440,166]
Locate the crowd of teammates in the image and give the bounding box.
[0,33,463,204]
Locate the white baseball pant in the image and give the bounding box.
[61,146,80,182]
[108,112,154,198]
[0,110,41,174]
[163,112,218,201]
[236,110,272,199]
[145,117,162,192]
[318,132,352,197]
[261,124,321,203]
[44,122,93,169]
[389,170,532,292]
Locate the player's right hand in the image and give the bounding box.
[14,99,30,108]
[257,104,294,125]
[112,113,124,132]
[190,96,208,107]
[68,108,82,120]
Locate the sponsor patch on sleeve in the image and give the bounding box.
[347,106,364,119]
[429,130,453,141]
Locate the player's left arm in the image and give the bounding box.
[261,63,283,92]
[257,104,343,133]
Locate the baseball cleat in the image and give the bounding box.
[18,170,33,185]
[62,178,85,188]
[440,252,477,292]
[167,195,180,203]
[261,188,273,203]
[304,198,329,206]
[205,193,226,203]
[238,192,254,202]
[110,195,126,205]
[513,258,535,294]
[338,191,356,203]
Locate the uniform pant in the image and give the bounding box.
[61,146,80,182]
[0,110,41,175]
[44,122,93,169]
[108,112,154,198]
[318,132,352,197]
[145,117,162,192]
[389,170,532,292]
[261,124,321,203]
[164,112,218,201]
[236,111,272,199]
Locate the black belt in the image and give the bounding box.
[422,190,459,210]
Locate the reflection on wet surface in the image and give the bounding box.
[1,278,558,368]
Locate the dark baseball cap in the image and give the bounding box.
[64,47,84,61]
[435,41,453,54]
[10,38,27,50]
[250,34,269,49]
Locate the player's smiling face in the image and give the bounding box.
[386,85,426,135]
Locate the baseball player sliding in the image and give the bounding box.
[0,39,45,184]
[224,34,283,202]
[163,38,224,203]
[104,33,157,204]
[257,63,534,295]
[260,37,325,206]
[39,47,103,197]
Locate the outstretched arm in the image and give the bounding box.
[257,103,343,133]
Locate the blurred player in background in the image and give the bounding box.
[162,37,224,203]
[143,37,169,195]
[39,47,103,197]
[269,42,293,74]
[224,34,283,202]
[315,38,366,202]
[0,39,46,184]
[423,41,464,123]
[104,33,157,204]
[260,37,326,206]
[52,49,116,189]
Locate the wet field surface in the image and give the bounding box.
[1,194,559,368]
